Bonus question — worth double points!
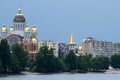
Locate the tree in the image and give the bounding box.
[35,49,46,72]
[90,57,100,71]
[64,51,77,72]
[12,44,28,71]
[0,59,3,73]
[0,39,11,73]
[35,46,65,73]
[82,54,92,71]
[76,56,88,73]
[27,59,35,72]
[10,54,21,73]
[100,56,110,70]
[90,56,110,72]
[111,54,120,69]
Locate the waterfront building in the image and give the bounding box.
[40,40,59,57]
[80,37,120,57]
[58,43,69,57]
[1,8,39,59]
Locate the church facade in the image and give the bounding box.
[1,8,39,59]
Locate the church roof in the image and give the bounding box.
[32,25,37,33]
[13,8,26,23]
[69,33,75,44]
[24,25,30,32]
[10,31,24,37]
[1,25,7,32]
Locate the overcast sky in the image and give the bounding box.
[0,0,120,44]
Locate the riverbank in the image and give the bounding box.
[105,69,120,74]
[0,73,120,80]
[21,71,41,75]
[1,69,120,76]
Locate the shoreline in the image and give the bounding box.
[0,69,120,76]
[105,69,120,74]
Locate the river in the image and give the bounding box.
[0,73,119,80]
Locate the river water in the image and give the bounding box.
[0,73,119,80]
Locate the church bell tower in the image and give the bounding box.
[68,33,76,52]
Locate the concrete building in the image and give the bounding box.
[58,43,69,57]
[79,37,120,57]
[40,40,59,57]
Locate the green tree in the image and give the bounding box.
[90,56,110,72]
[0,59,3,73]
[10,54,21,73]
[100,56,110,70]
[0,39,11,73]
[27,59,35,72]
[111,54,120,69]
[82,54,92,71]
[35,46,65,73]
[12,44,28,71]
[35,49,46,72]
[64,51,77,72]
[76,56,88,73]
[55,58,66,72]
[90,57,100,71]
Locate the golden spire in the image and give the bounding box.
[69,33,75,44]
[17,8,22,15]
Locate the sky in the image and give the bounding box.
[0,0,120,44]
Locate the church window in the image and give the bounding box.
[34,45,36,50]
[25,45,27,50]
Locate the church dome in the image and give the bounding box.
[24,25,30,32]
[10,26,14,31]
[78,46,83,50]
[32,38,37,43]
[1,25,7,32]
[13,8,26,23]
[32,25,37,33]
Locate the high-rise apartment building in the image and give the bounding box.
[80,37,120,57]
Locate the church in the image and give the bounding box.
[1,8,39,59]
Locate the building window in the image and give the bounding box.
[25,45,27,50]
[34,45,36,50]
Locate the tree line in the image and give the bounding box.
[0,39,120,74]
[0,39,28,73]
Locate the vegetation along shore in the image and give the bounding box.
[0,39,120,75]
